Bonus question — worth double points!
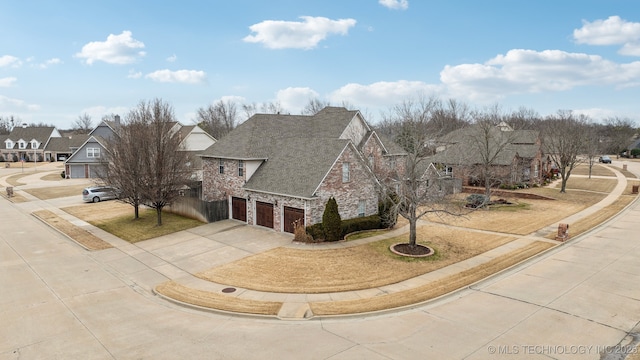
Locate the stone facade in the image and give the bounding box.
[245,192,307,231]
[313,146,378,224]
[202,158,247,201]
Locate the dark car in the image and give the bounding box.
[599,156,612,164]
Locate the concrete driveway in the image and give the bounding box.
[2,161,640,359]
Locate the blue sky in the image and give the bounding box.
[2,0,640,129]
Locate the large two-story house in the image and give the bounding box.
[1,124,61,163]
[199,107,405,233]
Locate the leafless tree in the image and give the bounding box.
[301,98,330,115]
[540,110,590,193]
[583,123,601,179]
[72,113,93,134]
[241,101,287,119]
[602,116,637,155]
[377,97,468,249]
[195,99,238,139]
[0,115,16,134]
[102,118,146,219]
[102,99,193,226]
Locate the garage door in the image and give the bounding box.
[283,206,304,233]
[69,165,85,178]
[255,201,274,229]
[231,197,247,222]
[89,165,105,178]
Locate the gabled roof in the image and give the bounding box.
[45,135,90,152]
[5,126,57,149]
[245,138,351,198]
[65,135,108,163]
[201,107,377,198]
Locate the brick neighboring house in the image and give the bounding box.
[430,123,548,187]
[199,106,405,233]
[64,116,216,180]
[1,125,61,163]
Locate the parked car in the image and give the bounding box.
[82,186,118,203]
[599,156,612,164]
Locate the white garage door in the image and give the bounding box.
[69,165,85,178]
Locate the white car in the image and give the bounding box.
[82,186,118,203]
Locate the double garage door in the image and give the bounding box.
[231,197,304,233]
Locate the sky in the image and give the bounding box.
[2,0,640,130]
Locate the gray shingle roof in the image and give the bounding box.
[200,107,369,198]
[45,135,90,152]
[6,126,57,149]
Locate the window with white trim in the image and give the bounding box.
[31,140,39,149]
[18,140,26,149]
[238,160,244,177]
[219,158,224,174]
[342,162,350,182]
[87,147,100,158]
[358,200,366,217]
[5,140,13,149]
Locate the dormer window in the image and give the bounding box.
[18,140,26,149]
[31,140,39,149]
[5,140,13,149]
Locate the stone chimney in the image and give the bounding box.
[114,115,121,125]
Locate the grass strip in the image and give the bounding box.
[155,281,283,316]
[32,210,113,250]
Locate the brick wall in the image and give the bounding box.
[314,145,378,224]
[202,158,247,201]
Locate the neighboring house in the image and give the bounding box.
[44,134,89,162]
[199,106,405,233]
[1,124,61,162]
[430,124,547,187]
[64,115,216,180]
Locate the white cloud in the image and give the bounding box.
[573,16,640,56]
[75,31,146,65]
[329,80,440,108]
[0,77,17,87]
[127,69,142,79]
[167,54,177,62]
[379,0,409,10]
[243,16,357,49]
[145,69,207,84]
[0,55,22,68]
[440,49,640,101]
[0,95,40,111]
[275,87,319,112]
[35,58,62,69]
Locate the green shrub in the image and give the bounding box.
[341,215,381,237]
[305,223,324,240]
[322,197,342,241]
[60,170,66,179]
[631,149,640,157]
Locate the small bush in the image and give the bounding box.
[60,170,66,179]
[378,193,398,229]
[293,219,314,243]
[306,223,324,241]
[466,194,488,208]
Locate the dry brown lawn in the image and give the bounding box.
[32,210,112,250]
[570,164,615,177]
[155,281,283,316]
[40,172,66,181]
[309,241,555,316]
[24,184,87,200]
[0,189,29,203]
[197,225,517,293]
[561,177,618,193]
[63,201,133,222]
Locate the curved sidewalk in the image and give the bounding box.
[3,163,637,321]
[152,165,635,320]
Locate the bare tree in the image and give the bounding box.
[602,116,637,156]
[72,113,93,134]
[540,110,590,193]
[102,99,193,226]
[102,118,146,219]
[301,98,330,115]
[378,97,468,250]
[0,115,16,134]
[583,123,601,179]
[195,99,238,139]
